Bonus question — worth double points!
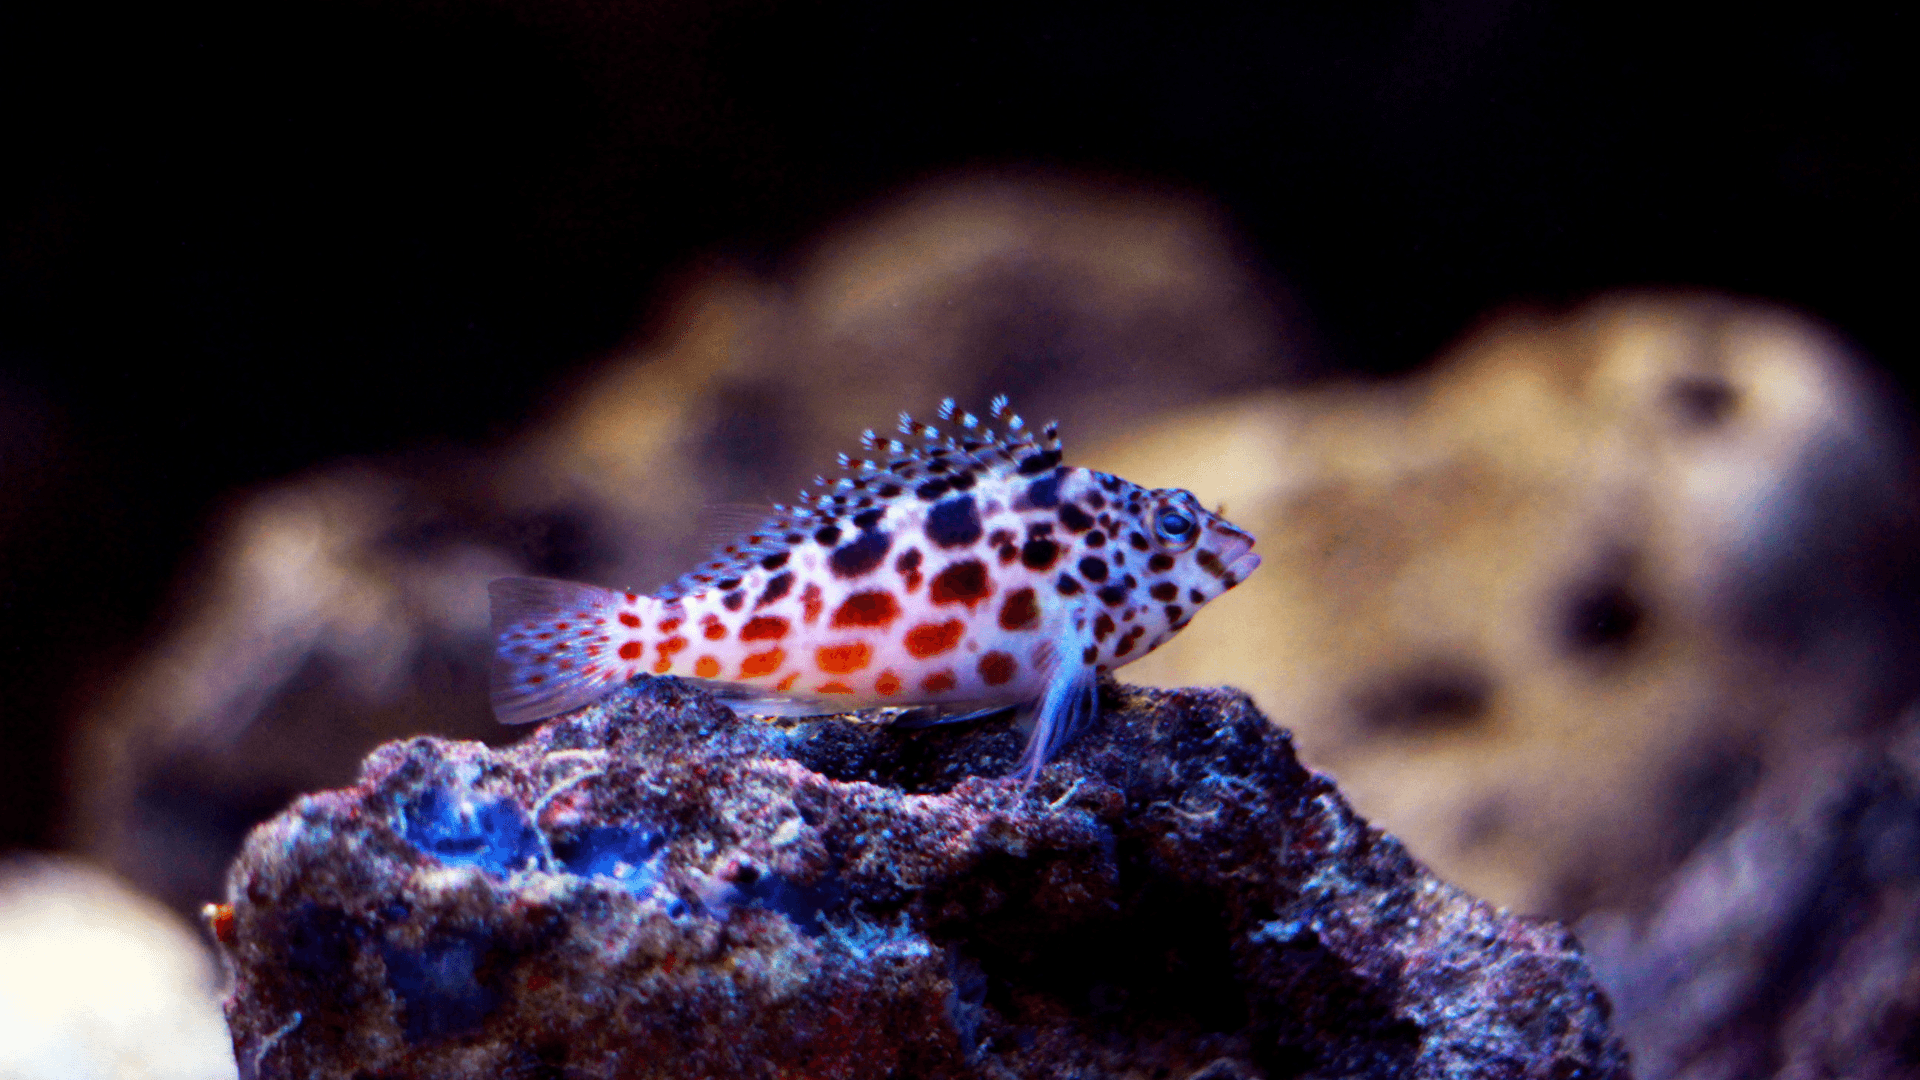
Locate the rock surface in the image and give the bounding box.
[218,680,1627,1079]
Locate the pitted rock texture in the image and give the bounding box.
[217,681,1629,1079]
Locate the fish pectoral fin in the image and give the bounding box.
[890,702,1019,729]
[1011,653,1100,787]
[693,679,860,717]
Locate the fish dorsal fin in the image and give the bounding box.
[658,396,1062,599]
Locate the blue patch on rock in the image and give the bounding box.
[380,930,499,1042]
[398,787,547,874]
[552,825,666,894]
[735,870,847,935]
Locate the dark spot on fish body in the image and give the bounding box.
[1164,604,1183,623]
[916,478,951,501]
[814,525,843,546]
[1129,532,1149,551]
[1078,556,1109,582]
[930,559,993,607]
[829,530,893,578]
[1150,582,1178,602]
[618,641,642,659]
[832,590,901,628]
[1021,538,1060,571]
[1195,550,1226,578]
[1094,613,1115,641]
[1097,584,1129,606]
[1027,521,1054,539]
[1087,492,1106,509]
[926,495,984,549]
[1027,471,1063,508]
[760,551,790,570]
[1056,573,1082,596]
[1114,626,1145,656]
[1147,553,1174,573]
[722,590,745,611]
[896,548,922,572]
[1018,449,1063,475]
[876,483,902,499]
[1082,644,1098,663]
[758,571,795,607]
[921,670,957,692]
[1084,530,1105,548]
[1099,474,1121,492]
[802,583,824,623]
[999,587,1040,630]
[852,508,886,530]
[1058,503,1095,532]
[947,470,977,492]
[978,651,1017,685]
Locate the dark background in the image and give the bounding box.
[1,0,1911,854]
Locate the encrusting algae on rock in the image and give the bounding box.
[490,396,1260,781]
[214,678,1628,1078]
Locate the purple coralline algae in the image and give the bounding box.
[215,680,1630,1079]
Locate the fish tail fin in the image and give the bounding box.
[489,577,638,725]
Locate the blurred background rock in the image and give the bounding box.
[4,2,1917,1077]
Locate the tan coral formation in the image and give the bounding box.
[1101,294,1918,914]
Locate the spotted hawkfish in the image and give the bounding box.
[490,397,1260,781]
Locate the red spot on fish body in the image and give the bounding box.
[832,590,901,628]
[618,612,641,627]
[998,587,1039,631]
[741,648,786,678]
[618,641,642,660]
[875,670,901,695]
[702,615,727,640]
[904,619,965,658]
[741,615,789,640]
[816,642,872,674]
[929,559,993,609]
[658,618,682,633]
[978,651,1016,686]
[694,656,721,677]
[801,583,823,623]
[921,670,957,693]
[817,681,855,694]
[776,672,799,692]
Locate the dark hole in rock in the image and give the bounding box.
[1244,918,1423,1076]
[380,929,501,1043]
[1668,375,1739,428]
[398,785,547,875]
[1563,581,1647,655]
[776,710,1023,794]
[934,843,1249,1046]
[1351,662,1491,733]
[283,902,366,987]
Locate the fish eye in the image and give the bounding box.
[1154,506,1197,548]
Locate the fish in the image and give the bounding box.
[489,396,1261,781]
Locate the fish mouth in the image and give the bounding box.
[1225,549,1262,584]
[1207,526,1261,587]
